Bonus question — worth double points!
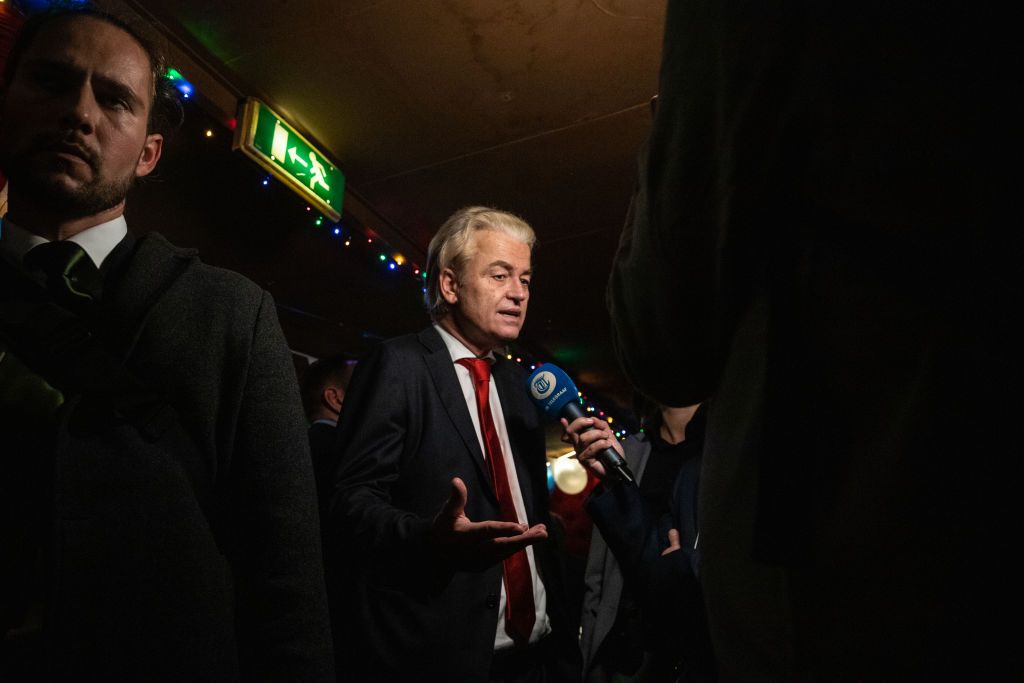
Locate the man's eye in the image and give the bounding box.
[493,273,507,281]
[100,95,131,111]
[520,279,531,288]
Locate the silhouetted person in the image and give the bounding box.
[607,2,1017,679]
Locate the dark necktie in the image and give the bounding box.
[456,357,536,647]
[23,240,102,315]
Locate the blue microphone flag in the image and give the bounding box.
[526,364,579,418]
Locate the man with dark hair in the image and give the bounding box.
[0,8,333,680]
[301,355,356,426]
[300,354,355,522]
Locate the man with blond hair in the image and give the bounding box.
[331,207,580,681]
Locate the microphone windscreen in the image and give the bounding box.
[526,364,580,418]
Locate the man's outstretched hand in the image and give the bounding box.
[431,477,547,569]
[661,528,681,556]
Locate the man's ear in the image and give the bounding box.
[135,133,163,178]
[323,386,344,414]
[439,267,459,305]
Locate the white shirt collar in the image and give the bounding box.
[0,215,128,268]
[433,323,496,363]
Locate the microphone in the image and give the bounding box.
[526,364,635,484]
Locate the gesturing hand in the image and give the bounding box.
[431,477,547,569]
[661,528,681,556]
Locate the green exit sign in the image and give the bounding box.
[233,98,345,221]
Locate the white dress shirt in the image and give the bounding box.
[0,215,128,268]
[434,324,552,650]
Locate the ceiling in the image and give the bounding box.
[102,0,668,413]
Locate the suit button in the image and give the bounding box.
[486,594,499,609]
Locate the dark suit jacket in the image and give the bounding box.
[309,420,339,529]
[330,326,580,682]
[579,432,652,675]
[586,444,712,681]
[0,232,333,681]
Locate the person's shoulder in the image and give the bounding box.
[381,329,430,353]
[359,329,428,364]
[308,420,337,439]
[343,330,436,399]
[355,328,434,372]
[626,431,649,444]
[136,232,264,301]
[622,431,651,456]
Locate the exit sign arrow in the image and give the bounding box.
[288,147,308,167]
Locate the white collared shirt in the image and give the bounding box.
[434,324,552,650]
[0,215,128,269]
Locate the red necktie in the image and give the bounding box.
[456,357,535,647]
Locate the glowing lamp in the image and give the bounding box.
[552,452,588,495]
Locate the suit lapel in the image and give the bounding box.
[675,455,701,548]
[99,232,137,279]
[101,233,195,359]
[628,436,652,482]
[418,328,495,498]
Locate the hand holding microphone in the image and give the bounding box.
[526,364,635,484]
[559,414,625,481]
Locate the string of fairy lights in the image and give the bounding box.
[301,204,429,290]
[168,67,633,441]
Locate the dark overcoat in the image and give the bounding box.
[0,232,333,681]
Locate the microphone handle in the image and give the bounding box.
[561,401,635,484]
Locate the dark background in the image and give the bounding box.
[106,0,670,436]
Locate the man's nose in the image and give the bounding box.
[507,279,527,302]
[59,83,99,134]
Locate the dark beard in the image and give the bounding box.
[0,149,134,219]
